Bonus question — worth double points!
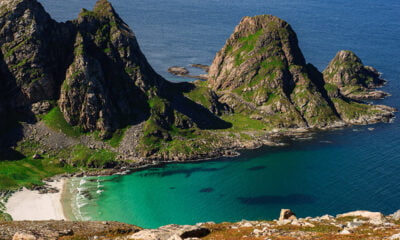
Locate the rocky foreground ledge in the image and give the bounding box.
[4,209,400,240]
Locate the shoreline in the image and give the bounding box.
[5,179,66,221]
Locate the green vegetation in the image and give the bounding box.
[332,98,379,119]
[184,82,212,109]
[0,139,119,191]
[0,211,12,221]
[42,107,83,138]
[324,83,339,94]
[234,29,264,66]
[105,127,127,147]
[2,37,30,59]
[70,145,116,168]
[221,114,265,131]
[0,141,76,190]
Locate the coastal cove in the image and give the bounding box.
[1,0,399,232]
[64,123,400,228]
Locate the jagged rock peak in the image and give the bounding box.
[78,0,120,20]
[0,0,74,107]
[323,50,388,99]
[208,14,343,128]
[208,14,306,91]
[323,50,384,87]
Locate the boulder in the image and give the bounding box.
[279,209,297,221]
[12,232,37,240]
[128,225,210,240]
[393,210,400,221]
[336,211,385,222]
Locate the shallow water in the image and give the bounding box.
[42,0,400,228]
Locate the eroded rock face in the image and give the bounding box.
[58,0,165,133]
[208,15,342,128]
[323,50,389,100]
[0,0,74,108]
[0,0,168,134]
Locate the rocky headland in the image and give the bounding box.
[3,209,400,240]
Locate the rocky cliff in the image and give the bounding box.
[208,15,394,129]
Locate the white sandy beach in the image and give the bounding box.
[5,179,66,221]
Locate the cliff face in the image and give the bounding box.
[323,50,389,100]
[208,15,394,129]
[59,0,165,134]
[0,0,74,109]
[0,0,172,136]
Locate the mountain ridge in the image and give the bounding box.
[0,0,396,191]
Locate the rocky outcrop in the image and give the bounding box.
[59,0,163,134]
[128,224,210,240]
[0,0,74,108]
[0,221,141,240]
[323,50,389,100]
[3,209,400,240]
[208,15,395,129]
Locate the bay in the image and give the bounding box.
[41,0,400,228]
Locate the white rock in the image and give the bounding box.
[393,210,400,220]
[347,221,363,228]
[389,233,400,240]
[13,233,37,240]
[167,234,183,240]
[340,229,351,235]
[320,214,334,220]
[303,222,315,228]
[336,210,385,222]
[242,222,253,227]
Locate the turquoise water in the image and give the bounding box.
[42,0,400,228]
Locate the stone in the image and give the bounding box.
[339,229,351,235]
[167,234,183,240]
[128,225,210,240]
[279,209,297,221]
[336,211,385,222]
[32,154,42,160]
[390,233,400,240]
[347,221,364,228]
[242,222,253,227]
[392,210,400,220]
[12,232,37,240]
[320,214,334,221]
[168,66,189,76]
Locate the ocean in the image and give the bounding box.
[42,0,400,228]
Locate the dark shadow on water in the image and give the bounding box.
[169,187,176,190]
[237,194,316,205]
[247,166,266,171]
[137,166,223,178]
[199,187,214,193]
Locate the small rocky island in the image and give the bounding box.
[0,0,396,193]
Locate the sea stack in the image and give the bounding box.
[208,15,395,128]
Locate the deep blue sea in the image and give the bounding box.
[42,0,400,228]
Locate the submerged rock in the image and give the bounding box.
[168,66,189,76]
